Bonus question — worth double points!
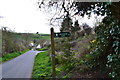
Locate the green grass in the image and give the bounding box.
[0,49,29,63]
[0,58,2,63]
[32,51,52,79]
[32,35,50,40]
[36,47,49,51]
[15,33,50,40]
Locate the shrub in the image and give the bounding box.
[89,16,120,78]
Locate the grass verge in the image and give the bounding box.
[0,49,29,63]
[32,51,52,79]
[36,47,48,51]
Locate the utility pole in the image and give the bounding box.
[50,27,56,79]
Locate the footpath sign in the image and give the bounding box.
[50,27,71,78]
[54,32,70,38]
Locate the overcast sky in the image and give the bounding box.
[0,0,60,34]
[0,0,104,34]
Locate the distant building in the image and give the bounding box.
[36,44,41,49]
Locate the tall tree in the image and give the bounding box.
[74,20,80,32]
[60,16,73,33]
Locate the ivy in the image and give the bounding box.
[89,16,120,78]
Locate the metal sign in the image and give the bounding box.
[54,32,71,38]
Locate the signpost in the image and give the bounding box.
[50,28,71,79]
[50,28,56,79]
[54,32,70,38]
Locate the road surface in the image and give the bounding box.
[1,50,43,79]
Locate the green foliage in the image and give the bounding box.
[36,47,49,51]
[63,73,71,78]
[55,16,119,78]
[2,53,20,62]
[16,33,50,40]
[89,16,120,78]
[32,51,52,79]
[59,40,75,72]
[0,58,2,63]
[0,49,29,63]
[55,67,61,76]
[61,61,75,72]
[55,34,95,76]
[32,34,50,40]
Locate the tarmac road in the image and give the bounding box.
[1,50,43,79]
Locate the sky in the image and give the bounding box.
[0,0,60,34]
[0,0,104,34]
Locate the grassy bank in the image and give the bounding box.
[0,49,29,63]
[32,51,52,79]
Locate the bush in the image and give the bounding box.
[2,28,29,56]
[89,16,120,78]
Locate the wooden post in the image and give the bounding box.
[50,27,56,79]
